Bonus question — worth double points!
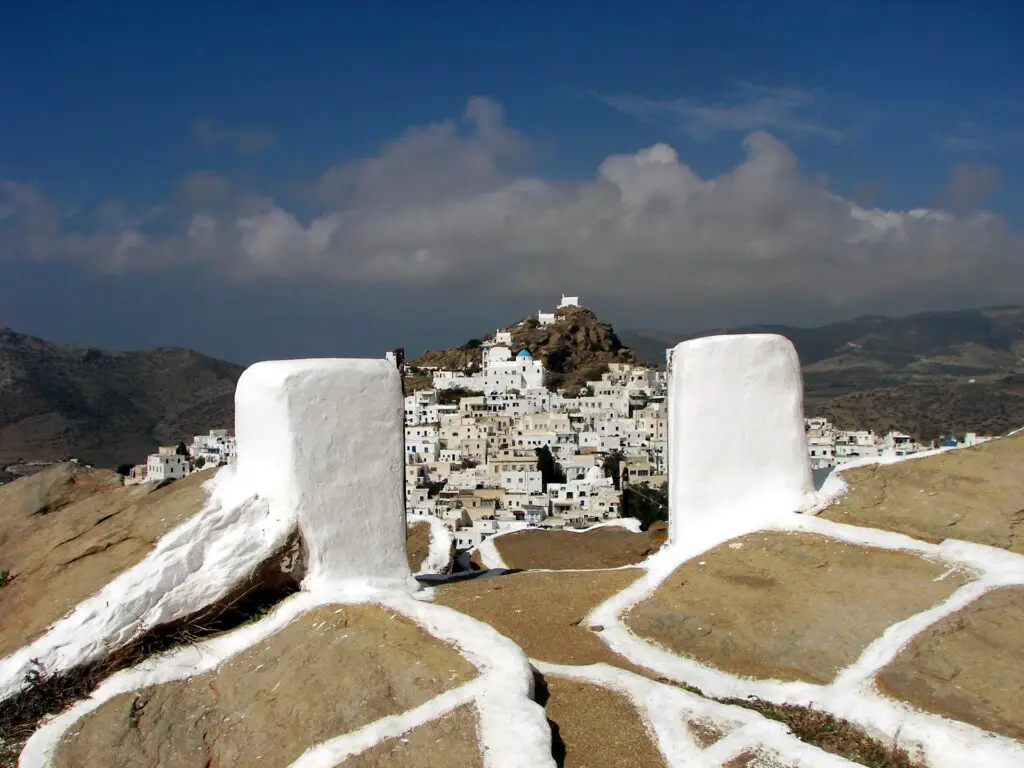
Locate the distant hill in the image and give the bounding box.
[409,305,637,393]
[621,306,1024,439]
[0,328,243,468]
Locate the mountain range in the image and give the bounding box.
[2,305,1022,469]
[0,328,242,470]
[622,306,1024,439]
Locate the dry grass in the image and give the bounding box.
[717,695,925,768]
[651,676,924,768]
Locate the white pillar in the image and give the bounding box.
[234,358,412,590]
[667,334,812,541]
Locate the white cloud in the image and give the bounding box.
[598,82,844,143]
[1,97,1022,323]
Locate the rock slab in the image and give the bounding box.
[51,603,477,768]
[627,532,968,683]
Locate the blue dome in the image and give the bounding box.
[516,349,532,358]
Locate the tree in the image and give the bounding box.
[535,446,566,490]
[419,480,446,498]
[115,463,134,477]
[437,388,483,406]
[622,482,668,531]
[602,450,624,490]
[194,456,206,470]
[175,441,190,457]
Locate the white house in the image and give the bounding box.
[538,312,556,326]
[147,453,189,482]
[558,295,580,309]
[482,347,545,393]
[500,469,544,495]
[191,429,236,467]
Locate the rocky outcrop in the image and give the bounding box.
[411,306,638,392]
[0,465,215,658]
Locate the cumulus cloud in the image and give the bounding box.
[598,82,844,143]
[1,97,1022,323]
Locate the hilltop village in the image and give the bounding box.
[41,296,986,557]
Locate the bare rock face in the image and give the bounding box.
[821,432,1024,553]
[626,532,968,684]
[877,586,1024,741]
[0,466,215,658]
[51,604,479,768]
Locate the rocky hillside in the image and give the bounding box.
[622,306,1024,439]
[0,328,243,468]
[410,306,637,392]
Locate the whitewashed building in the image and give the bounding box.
[191,429,236,467]
[147,453,189,482]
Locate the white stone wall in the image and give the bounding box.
[234,358,411,589]
[667,334,812,541]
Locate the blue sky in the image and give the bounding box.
[1,0,1022,362]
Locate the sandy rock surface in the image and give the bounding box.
[0,467,214,658]
[51,603,477,768]
[627,531,968,683]
[821,432,1024,552]
[539,674,666,768]
[435,569,644,666]
[492,526,662,570]
[877,585,1024,741]
[406,520,432,572]
[341,705,482,767]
